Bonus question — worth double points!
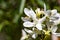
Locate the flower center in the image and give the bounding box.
[36,11,45,18]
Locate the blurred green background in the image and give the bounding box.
[0,0,60,40]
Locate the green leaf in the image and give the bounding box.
[0,10,4,16]
[13,0,26,23]
[36,0,44,7]
[1,1,7,9]
[13,14,20,23]
[19,0,26,14]
[0,23,4,32]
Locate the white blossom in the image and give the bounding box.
[23,8,47,30]
[21,3,60,40]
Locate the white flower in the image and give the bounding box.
[20,30,29,40]
[24,28,37,39]
[47,10,60,32]
[21,3,60,40]
[50,10,60,25]
[47,9,60,25]
[23,8,47,30]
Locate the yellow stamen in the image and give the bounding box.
[36,11,45,18]
[43,30,50,35]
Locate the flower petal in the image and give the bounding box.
[36,23,42,30]
[23,21,35,27]
[20,30,28,40]
[51,26,58,33]
[51,9,57,15]
[24,8,36,20]
[22,30,27,36]
[21,17,30,22]
[54,18,60,25]
[54,13,60,17]
[46,10,51,16]
[30,8,36,20]
[38,16,46,23]
[24,8,31,17]
[24,28,33,34]
[32,34,36,39]
[35,8,40,13]
[44,3,46,12]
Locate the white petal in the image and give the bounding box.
[51,9,57,15]
[30,9,36,20]
[44,3,46,12]
[32,34,36,39]
[20,30,28,40]
[52,33,60,37]
[22,30,27,36]
[24,8,31,17]
[38,16,46,23]
[21,17,30,22]
[46,10,51,16]
[24,28,33,34]
[54,18,60,25]
[54,13,60,17]
[36,23,42,30]
[23,21,35,27]
[35,8,40,13]
[32,27,35,30]
[51,26,58,33]
[24,8,36,20]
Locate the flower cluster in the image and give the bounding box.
[20,4,60,40]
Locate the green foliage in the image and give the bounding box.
[0,23,4,31]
